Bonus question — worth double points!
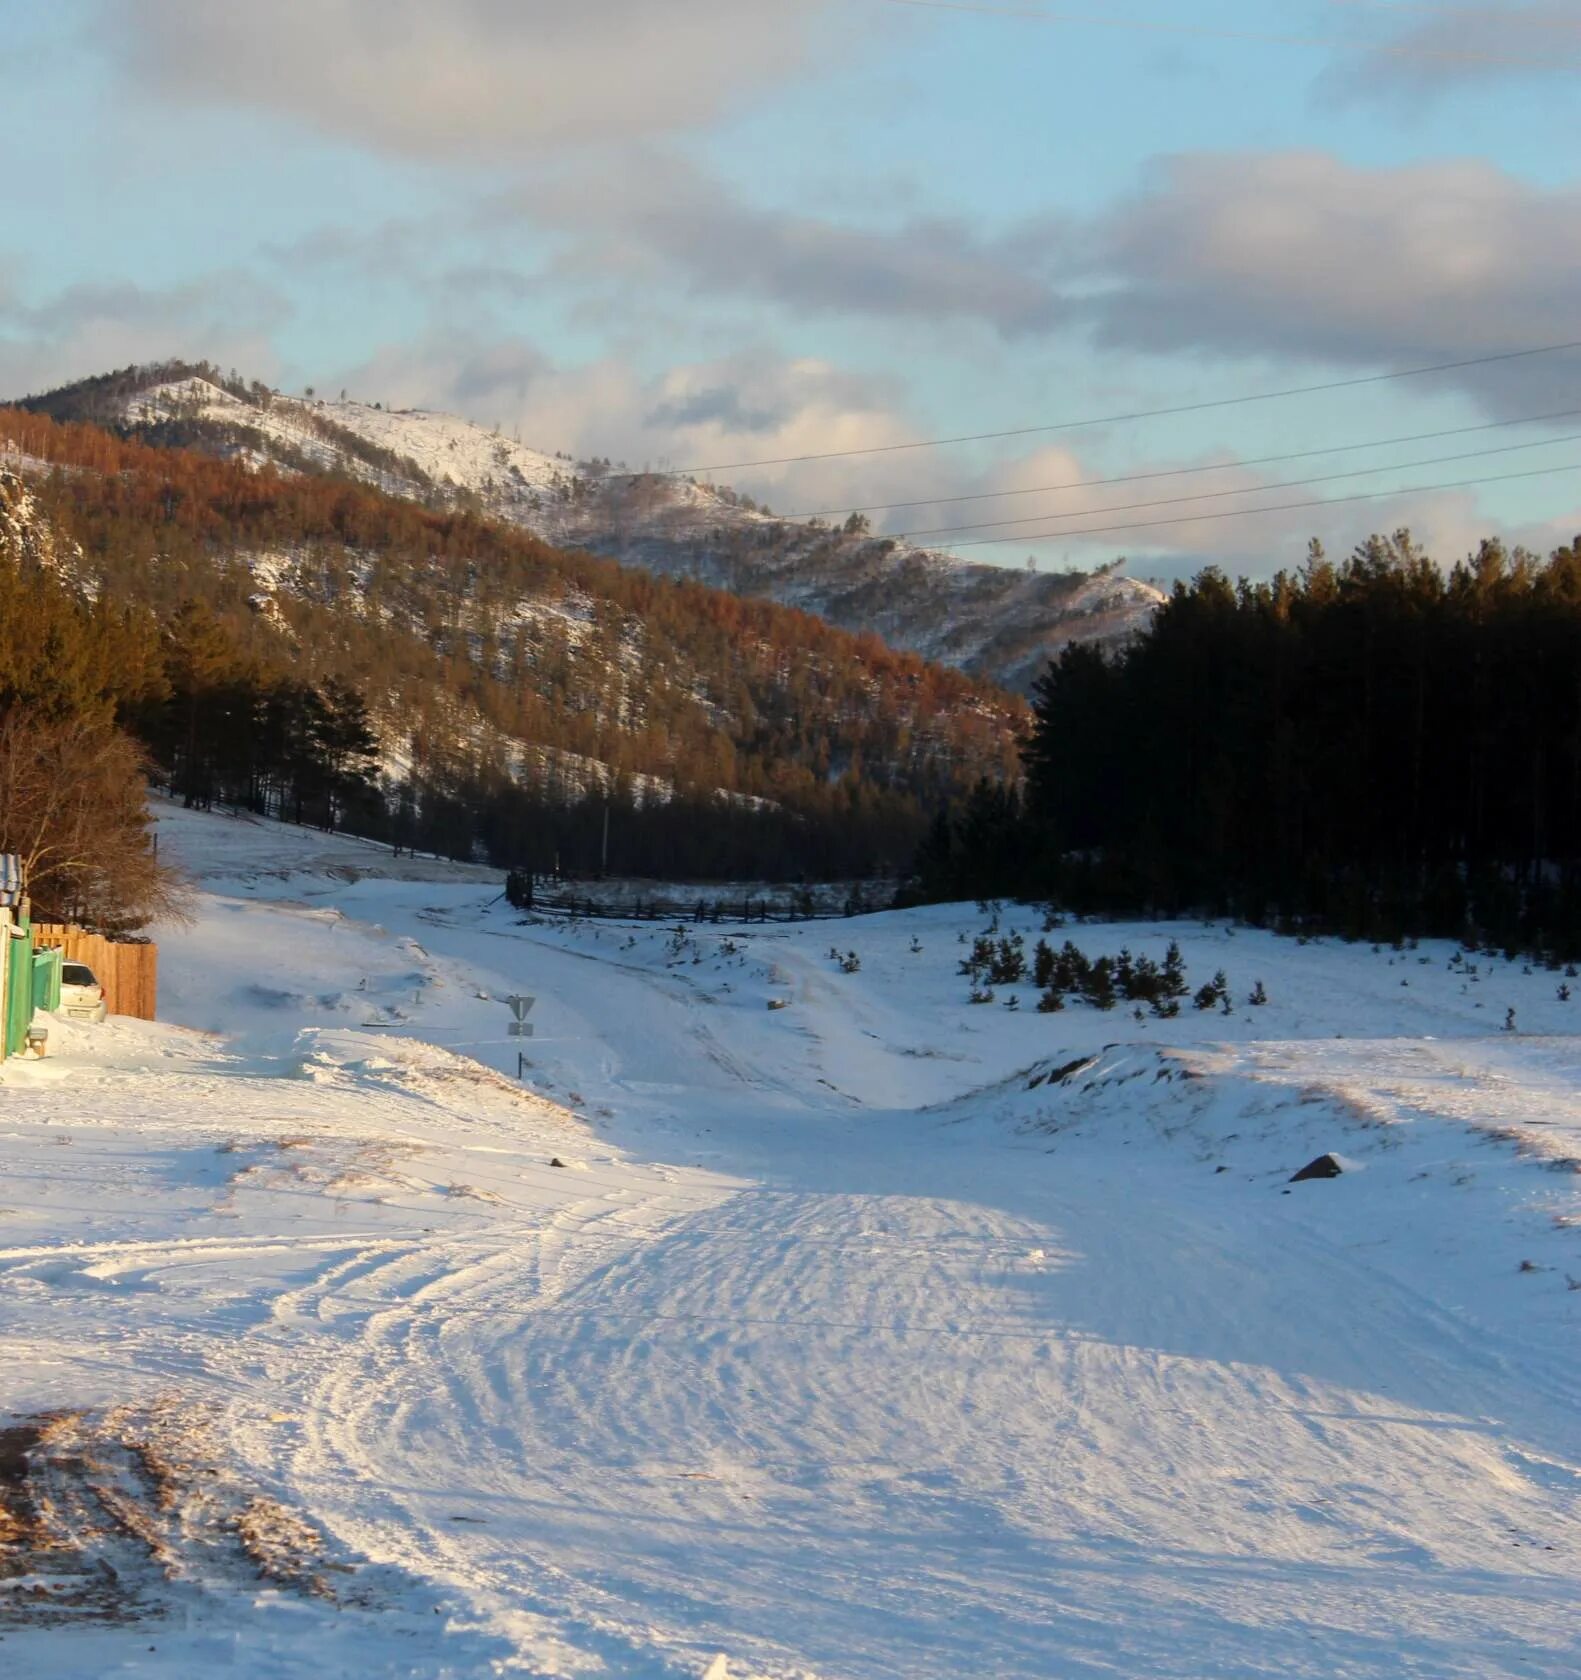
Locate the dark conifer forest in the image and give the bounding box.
[916,531,1581,956]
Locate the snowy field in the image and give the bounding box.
[0,802,1577,1678]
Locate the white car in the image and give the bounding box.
[59,961,108,1024]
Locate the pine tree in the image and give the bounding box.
[1084,956,1117,1010]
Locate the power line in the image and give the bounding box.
[618,338,1581,477]
[1326,0,1581,33]
[785,406,1581,521]
[875,0,1581,63]
[940,460,1581,549]
[890,431,1581,543]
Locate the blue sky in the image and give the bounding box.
[3,0,1578,581]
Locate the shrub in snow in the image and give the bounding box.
[1194,971,1228,1010]
[987,934,1026,986]
[1053,940,1091,992]
[959,934,996,978]
[1082,957,1118,1011]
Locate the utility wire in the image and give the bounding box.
[876,0,1581,64]
[785,406,1581,521]
[1326,0,1581,32]
[940,460,1581,549]
[613,338,1581,477]
[889,431,1581,542]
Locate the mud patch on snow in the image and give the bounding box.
[0,1400,350,1628]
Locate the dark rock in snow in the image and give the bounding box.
[1289,1153,1346,1183]
[549,1157,569,1169]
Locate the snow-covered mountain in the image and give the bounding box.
[24,365,1162,693]
[2,399,1030,881]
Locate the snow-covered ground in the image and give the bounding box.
[1,803,1577,1678]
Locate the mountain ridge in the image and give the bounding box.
[0,403,1024,880]
[16,361,1162,693]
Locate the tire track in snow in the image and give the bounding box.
[275,1169,744,1677]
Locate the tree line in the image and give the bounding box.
[914,530,1581,958]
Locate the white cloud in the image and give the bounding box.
[1130,490,1581,588]
[489,152,1066,336]
[1076,150,1581,415]
[266,152,1065,341]
[97,0,842,156]
[1326,2,1581,99]
[0,269,287,399]
[333,333,941,509]
[288,144,1581,385]
[895,443,1443,570]
[329,331,1581,582]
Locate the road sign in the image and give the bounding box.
[506,994,536,1038]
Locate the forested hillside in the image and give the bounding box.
[15,361,1162,692]
[917,530,1581,956]
[0,407,1023,881]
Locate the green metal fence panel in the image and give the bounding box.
[5,923,34,1059]
[31,947,61,1014]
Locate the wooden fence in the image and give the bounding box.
[528,889,882,923]
[32,925,158,1021]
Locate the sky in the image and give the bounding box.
[1,0,1579,583]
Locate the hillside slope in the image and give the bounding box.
[18,363,1162,692]
[0,407,1024,880]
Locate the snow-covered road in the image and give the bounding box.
[1,805,1577,1677]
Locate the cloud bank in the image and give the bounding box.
[1329,2,1581,99]
[0,268,287,399]
[97,0,840,155]
[1076,150,1581,414]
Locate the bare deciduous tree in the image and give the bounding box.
[0,708,189,934]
